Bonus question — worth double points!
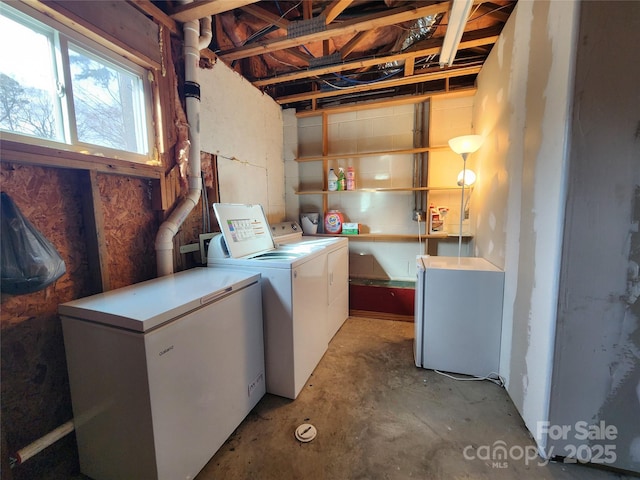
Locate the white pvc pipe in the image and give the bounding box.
[13,421,75,467]
[155,12,211,276]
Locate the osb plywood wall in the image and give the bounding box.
[97,174,158,289]
[1,161,208,479]
[1,162,92,478]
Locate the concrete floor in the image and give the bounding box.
[195,317,634,480]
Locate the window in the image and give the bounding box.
[0,3,154,163]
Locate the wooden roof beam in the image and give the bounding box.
[323,0,354,24]
[340,30,375,59]
[253,26,501,87]
[241,4,290,31]
[275,65,482,104]
[170,0,260,23]
[128,0,180,35]
[218,3,451,62]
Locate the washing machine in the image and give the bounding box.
[208,203,340,400]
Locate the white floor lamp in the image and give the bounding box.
[448,135,483,258]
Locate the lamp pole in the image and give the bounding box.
[458,154,467,259]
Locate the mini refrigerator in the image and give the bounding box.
[414,256,505,377]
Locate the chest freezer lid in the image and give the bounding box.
[58,268,259,332]
[213,203,275,258]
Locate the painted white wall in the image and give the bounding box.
[472,0,579,453]
[199,60,285,223]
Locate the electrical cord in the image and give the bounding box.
[434,370,506,388]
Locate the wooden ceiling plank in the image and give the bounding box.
[241,4,290,30]
[281,47,313,65]
[170,0,260,23]
[323,0,354,24]
[128,0,180,35]
[275,65,482,104]
[295,88,476,117]
[341,30,375,59]
[404,57,415,77]
[253,26,499,87]
[303,0,313,20]
[218,3,451,62]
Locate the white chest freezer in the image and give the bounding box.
[414,256,505,378]
[59,267,265,480]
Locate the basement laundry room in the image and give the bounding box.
[1,1,639,479]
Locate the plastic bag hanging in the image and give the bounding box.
[1,192,66,295]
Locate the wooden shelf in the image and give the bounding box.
[295,145,450,163]
[295,186,460,195]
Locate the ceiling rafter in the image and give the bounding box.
[322,0,354,24]
[341,29,376,60]
[241,4,290,30]
[136,0,516,110]
[218,3,451,62]
[253,26,501,88]
[170,0,260,23]
[275,65,482,105]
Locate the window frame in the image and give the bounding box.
[0,1,159,167]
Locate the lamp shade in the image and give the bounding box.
[448,135,483,155]
[457,169,476,186]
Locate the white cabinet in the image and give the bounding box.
[327,242,349,341]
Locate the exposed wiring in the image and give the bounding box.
[321,79,355,90]
[266,52,302,69]
[333,69,401,84]
[438,2,511,27]
[280,1,303,20]
[417,216,423,253]
[434,370,506,388]
[201,171,210,232]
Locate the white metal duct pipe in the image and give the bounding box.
[155,15,210,276]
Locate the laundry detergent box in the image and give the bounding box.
[342,223,359,235]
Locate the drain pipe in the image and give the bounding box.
[9,420,75,469]
[155,14,212,276]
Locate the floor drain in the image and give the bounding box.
[295,423,317,442]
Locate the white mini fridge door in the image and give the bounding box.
[415,256,505,377]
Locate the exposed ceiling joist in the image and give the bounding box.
[218,3,451,62]
[170,0,260,23]
[146,0,515,110]
[322,0,354,24]
[340,29,375,59]
[253,26,501,88]
[276,65,482,104]
[241,4,290,30]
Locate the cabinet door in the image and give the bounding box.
[328,245,349,340]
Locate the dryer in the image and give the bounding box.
[208,203,331,400]
[276,235,349,341]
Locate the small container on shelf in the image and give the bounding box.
[346,166,355,190]
[328,168,338,191]
[342,222,359,235]
[337,168,345,191]
[324,210,344,234]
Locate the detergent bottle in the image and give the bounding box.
[328,168,338,191]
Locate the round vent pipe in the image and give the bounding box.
[155,11,212,277]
